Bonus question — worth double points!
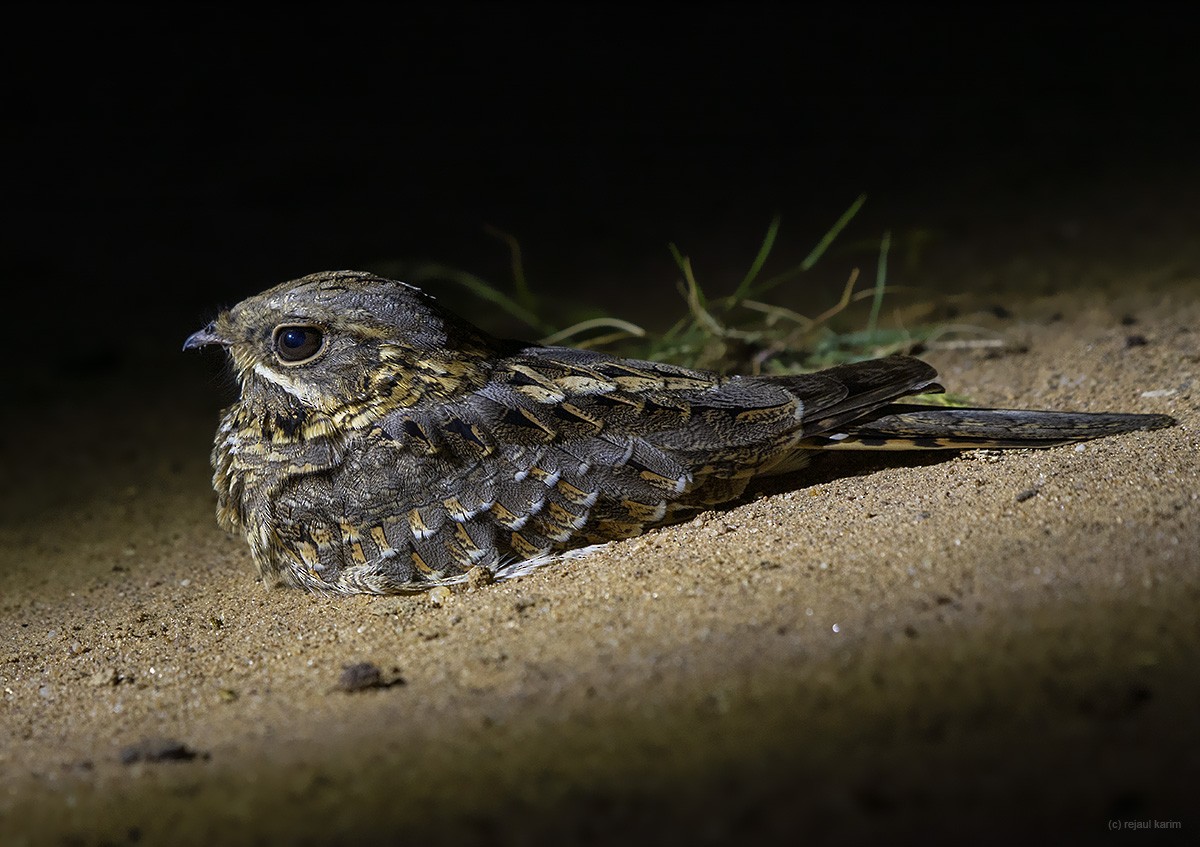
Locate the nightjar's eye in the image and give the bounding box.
[272,324,325,364]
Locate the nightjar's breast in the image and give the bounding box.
[211,400,350,588]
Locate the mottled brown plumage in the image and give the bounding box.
[184,270,1174,594]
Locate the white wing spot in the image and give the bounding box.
[449,500,495,522]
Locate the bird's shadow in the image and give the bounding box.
[744,449,961,502]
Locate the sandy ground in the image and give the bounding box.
[2,237,1198,844]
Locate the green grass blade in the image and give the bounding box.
[730,215,781,302]
[484,225,536,311]
[866,229,891,335]
[749,194,867,299]
[801,193,866,271]
[541,317,646,346]
[668,243,708,310]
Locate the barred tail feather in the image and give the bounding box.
[801,404,1176,450]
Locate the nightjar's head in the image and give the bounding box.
[184,271,497,422]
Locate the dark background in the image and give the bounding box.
[3,4,1196,385]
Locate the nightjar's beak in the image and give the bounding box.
[183,322,229,351]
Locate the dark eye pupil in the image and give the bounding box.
[274,326,323,362]
[280,328,309,349]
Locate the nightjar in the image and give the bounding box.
[185,270,1174,595]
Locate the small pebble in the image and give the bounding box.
[336,662,406,693]
[337,662,383,691]
[89,669,117,687]
[119,739,202,764]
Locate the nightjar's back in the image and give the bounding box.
[186,270,1174,594]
